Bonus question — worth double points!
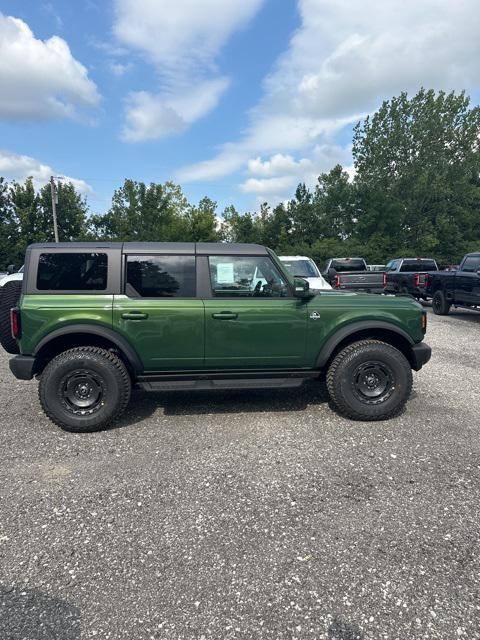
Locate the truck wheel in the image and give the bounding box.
[0,280,23,354]
[326,340,412,421]
[432,290,451,315]
[39,346,131,432]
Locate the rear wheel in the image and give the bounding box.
[0,280,23,354]
[432,290,450,315]
[39,346,131,432]
[326,339,412,421]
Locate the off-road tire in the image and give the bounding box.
[326,339,412,421]
[39,346,131,432]
[432,290,451,315]
[0,280,23,354]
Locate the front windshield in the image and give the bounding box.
[281,259,319,278]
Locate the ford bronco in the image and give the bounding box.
[4,242,431,432]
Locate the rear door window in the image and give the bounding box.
[126,255,196,297]
[37,253,108,290]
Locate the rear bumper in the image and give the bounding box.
[9,355,36,380]
[411,342,431,371]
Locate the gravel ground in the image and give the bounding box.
[0,306,479,640]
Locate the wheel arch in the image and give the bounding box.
[33,325,143,377]
[316,321,415,370]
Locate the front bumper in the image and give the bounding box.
[411,342,431,371]
[9,355,36,380]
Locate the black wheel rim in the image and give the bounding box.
[351,360,395,405]
[60,369,105,416]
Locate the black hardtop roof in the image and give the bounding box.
[28,242,269,256]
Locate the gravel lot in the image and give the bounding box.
[1,306,479,640]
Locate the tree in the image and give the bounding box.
[91,180,190,241]
[352,88,480,262]
[0,179,18,269]
[185,196,221,242]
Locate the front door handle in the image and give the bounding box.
[212,312,238,320]
[121,312,149,320]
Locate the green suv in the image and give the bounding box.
[5,242,431,432]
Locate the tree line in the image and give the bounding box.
[1,88,479,270]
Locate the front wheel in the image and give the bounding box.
[39,346,131,432]
[326,340,412,421]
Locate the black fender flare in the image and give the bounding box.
[315,320,414,368]
[33,324,143,374]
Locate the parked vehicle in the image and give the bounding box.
[368,264,386,272]
[0,266,25,353]
[4,242,430,431]
[0,264,24,288]
[425,252,480,315]
[384,258,438,299]
[323,257,385,293]
[279,256,331,291]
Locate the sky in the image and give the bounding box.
[0,0,479,216]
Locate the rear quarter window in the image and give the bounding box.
[36,253,108,291]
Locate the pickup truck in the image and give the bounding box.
[384,258,439,299]
[425,252,480,315]
[323,257,385,294]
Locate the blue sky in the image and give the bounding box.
[0,0,479,217]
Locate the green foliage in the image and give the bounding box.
[0,88,479,270]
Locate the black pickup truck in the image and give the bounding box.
[426,253,480,315]
[322,257,385,293]
[384,258,439,299]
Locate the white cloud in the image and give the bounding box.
[0,13,100,121]
[0,150,92,194]
[109,61,133,76]
[121,77,230,142]
[114,0,264,77]
[113,0,264,141]
[247,154,312,177]
[240,176,297,195]
[178,0,480,201]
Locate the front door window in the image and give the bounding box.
[208,255,289,297]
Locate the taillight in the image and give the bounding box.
[383,272,387,287]
[334,274,341,288]
[10,307,21,339]
[414,273,420,287]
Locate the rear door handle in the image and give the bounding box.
[121,312,149,320]
[212,312,238,320]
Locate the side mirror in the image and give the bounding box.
[6,264,16,275]
[293,277,312,298]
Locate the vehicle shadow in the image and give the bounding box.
[0,585,81,639]
[444,310,479,323]
[117,380,329,422]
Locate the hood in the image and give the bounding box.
[305,276,331,291]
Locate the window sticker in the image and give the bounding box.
[217,263,234,283]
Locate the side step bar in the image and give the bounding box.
[137,370,319,392]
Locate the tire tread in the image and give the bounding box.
[39,346,131,432]
[326,339,412,421]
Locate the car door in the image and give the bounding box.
[203,253,308,369]
[113,253,204,371]
[455,256,480,304]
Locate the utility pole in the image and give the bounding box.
[50,176,59,243]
